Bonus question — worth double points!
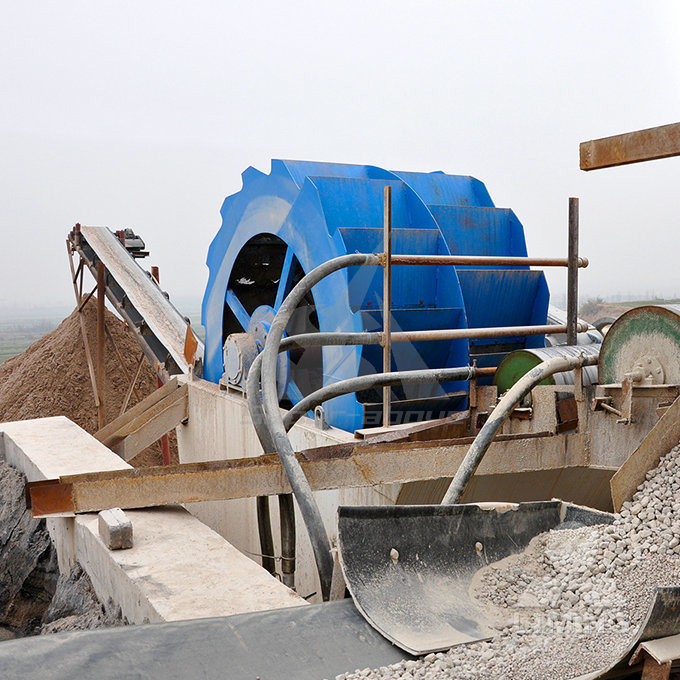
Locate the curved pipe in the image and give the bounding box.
[246,352,275,453]
[260,254,380,600]
[282,365,494,432]
[252,250,589,599]
[440,353,598,505]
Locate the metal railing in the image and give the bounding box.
[248,204,588,597]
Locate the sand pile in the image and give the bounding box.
[0,297,177,466]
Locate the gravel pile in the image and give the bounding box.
[335,443,680,680]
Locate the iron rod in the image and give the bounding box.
[119,353,144,417]
[383,186,392,428]
[67,241,100,408]
[106,326,143,408]
[567,197,579,346]
[385,254,588,268]
[96,263,106,429]
[77,284,98,313]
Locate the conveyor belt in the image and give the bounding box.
[0,600,410,680]
[72,226,203,376]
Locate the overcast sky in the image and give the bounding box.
[2,1,679,317]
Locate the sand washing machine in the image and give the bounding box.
[202,160,560,432]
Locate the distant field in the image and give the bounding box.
[0,317,62,364]
[579,298,680,324]
[0,307,204,366]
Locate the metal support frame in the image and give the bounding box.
[281,323,588,350]
[97,263,106,430]
[382,185,392,428]
[253,240,590,598]
[66,240,100,410]
[381,254,588,267]
[567,197,579,346]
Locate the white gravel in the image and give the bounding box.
[332,443,680,680]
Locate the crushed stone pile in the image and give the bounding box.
[336,443,680,680]
[0,461,123,638]
[40,562,126,635]
[0,297,176,466]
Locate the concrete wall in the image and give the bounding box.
[0,416,304,624]
[176,378,401,599]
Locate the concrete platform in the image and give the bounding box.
[0,416,304,624]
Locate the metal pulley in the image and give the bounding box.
[598,305,680,385]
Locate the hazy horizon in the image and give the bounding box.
[2,2,680,316]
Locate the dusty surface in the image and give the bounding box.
[0,297,177,466]
[338,443,680,680]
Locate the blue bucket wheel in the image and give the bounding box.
[202,160,550,432]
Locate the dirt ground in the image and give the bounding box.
[0,297,177,466]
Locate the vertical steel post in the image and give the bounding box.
[96,263,106,429]
[567,197,579,346]
[151,265,171,464]
[383,185,392,428]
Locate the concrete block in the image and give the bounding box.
[98,508,133,550]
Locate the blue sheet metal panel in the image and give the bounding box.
[202,163,301,382]
[340,228,442,310]
[391,171,495,208]
[312,177,410,232]
[359,308,469,397]
[279,159,397,189]
[430,206,529,259]
[457,269,549,355]
[457,269,544,328]
[525,271,550,349]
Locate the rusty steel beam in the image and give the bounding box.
[26,432,592,517]
[580,122,680,171]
